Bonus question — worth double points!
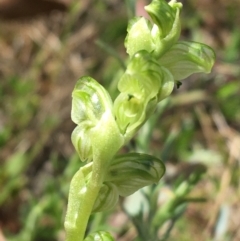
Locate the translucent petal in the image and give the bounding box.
[71,125,93,162]
[92,182,119,212]
[114,93,146,134]
[159,41,215,80]
[105,153,165,196]
[71,76,114,125]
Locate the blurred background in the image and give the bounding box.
[0,0,240,241]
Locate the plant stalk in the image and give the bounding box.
[65,159,106,241]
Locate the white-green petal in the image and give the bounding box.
[159,41,215,80]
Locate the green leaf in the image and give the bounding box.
[159,41,215,80]
[105,153,165,196]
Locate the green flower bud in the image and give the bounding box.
[145,0,182,57]
[159,41,215,80]
[125,0,182,58]
[105,153,165,197]
[84,231,114,241]
[125,17,155,57]
[145,0,182,39]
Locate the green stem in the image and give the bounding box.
[66,159,106,241]
[65,113,123,241]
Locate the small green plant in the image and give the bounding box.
[64,0,215,240]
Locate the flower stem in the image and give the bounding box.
[65,158,107,241]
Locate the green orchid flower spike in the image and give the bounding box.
[64,0,215,240]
